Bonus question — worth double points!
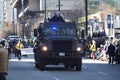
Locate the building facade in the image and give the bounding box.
[2,0,19,37]
[0,0,4,37]
[0,0,3,28]
[3,0,13,27]
[10,0,85,38]
[78,0,120,38]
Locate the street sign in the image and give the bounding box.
[21,48,34,55]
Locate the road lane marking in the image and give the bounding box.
[98,71,108,76]
[54,77,60,80]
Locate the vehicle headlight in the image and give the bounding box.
[77,47,82,51]
[42,46,48,51]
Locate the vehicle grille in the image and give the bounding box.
[52,40,73,51]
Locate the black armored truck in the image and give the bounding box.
[33,11,82,71]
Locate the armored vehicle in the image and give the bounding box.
[33,11,82,71]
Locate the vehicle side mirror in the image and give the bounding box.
[34,29,38,37]
[77,30,80,38]
[81,30,85,39]
[38,27,44,36]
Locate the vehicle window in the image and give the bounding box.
[44,26,76,36]
[65,28,75,36]
[44,27,58,36]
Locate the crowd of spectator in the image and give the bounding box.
[1,38,35,60]
[84,37,120,64]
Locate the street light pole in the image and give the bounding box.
[58,0,60,11]
[22,0,25,39]
[12,8,15,35]
[44,0,46,21]
[85,0,88,37]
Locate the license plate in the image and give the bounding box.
[59,52,65,56]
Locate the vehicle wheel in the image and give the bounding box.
[70,65,74,69]
[39,62,45,70]
[76,59,82,71]
[65,65,69,69]
[0,75,6,80]
[35,62,39,68]
[76,65,81,71]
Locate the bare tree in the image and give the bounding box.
[65,9,84,25]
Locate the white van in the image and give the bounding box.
[7,35,21,41]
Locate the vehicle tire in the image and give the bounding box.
[0,75,6,80]
[76,59,82,71]
[65,65,69,69]
[70,65,74,69]
[35,62,39,68]
[76,65,81,71]
[39,63,45,70]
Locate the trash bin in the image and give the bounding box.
[0,44,8,80]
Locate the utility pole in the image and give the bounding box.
[85,0,88,37]
[22,0,25,39]
[12,8,15,35]
[58,0,60,11]
[44,0,47,21]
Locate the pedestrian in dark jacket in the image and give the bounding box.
[0,43,8,80]
[8,41,13,59]
[115,44,120,64]
[107,43,115,64]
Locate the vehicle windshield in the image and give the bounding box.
[43,25,76,36]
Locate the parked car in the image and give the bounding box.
[7,35,21,41]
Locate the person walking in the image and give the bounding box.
[15,40,24,60]
[12,39,18,57]
[7,40,13,59]
[107,43,115,64]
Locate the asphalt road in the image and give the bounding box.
[6,54,120,80]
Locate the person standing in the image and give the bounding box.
[107,43,115,64]
[8,41,13,59]
[12,39,18,57]
[115,44,120,64]
[99,41,109,61]
[90,39,96,60]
